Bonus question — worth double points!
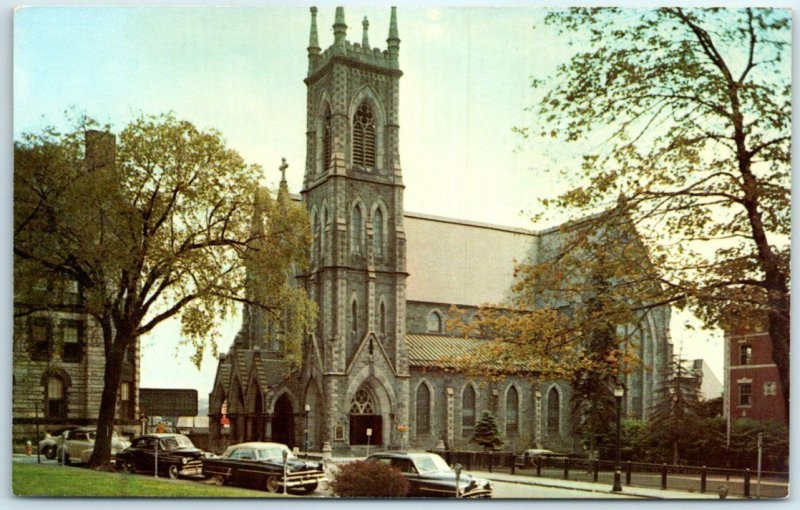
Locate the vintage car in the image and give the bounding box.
[514,448,557,468]
[366,451,492,498]
[202,442,326,494]
[56,426,130,465]
[115,433,208,479]
[39,426,78,459]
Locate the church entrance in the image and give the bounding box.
[272,394,295,448]
[349,387,382,446]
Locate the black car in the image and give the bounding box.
[366,451,492,498]
[115,433,208,479]
[202,442,326,494]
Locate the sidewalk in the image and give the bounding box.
[469,470,735,499]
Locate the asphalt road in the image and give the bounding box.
[490,480,639,499]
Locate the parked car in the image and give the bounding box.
[202,442,326,494]
[366,451,492,498]
[56,426,130,465]
[39,426,78,460]
[115,433,209,479]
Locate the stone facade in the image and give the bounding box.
[207,7,672,456]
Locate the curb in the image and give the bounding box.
[480,475,652,499]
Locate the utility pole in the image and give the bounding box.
[756,432,763,499]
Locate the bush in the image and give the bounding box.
[329,460,409,498]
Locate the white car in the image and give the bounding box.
[57,426,130,465]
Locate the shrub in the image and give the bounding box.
[329,460,409,498]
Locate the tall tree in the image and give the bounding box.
[520,8,790,419]
[14,114,316,469]
[472,410,503,451]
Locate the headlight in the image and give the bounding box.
[181,457,189,465]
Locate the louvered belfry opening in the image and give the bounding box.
[323,106,332,170]
[352,102,376,169]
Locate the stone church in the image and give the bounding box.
[208,7,671,455]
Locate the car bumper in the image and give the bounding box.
[281,472,327,488]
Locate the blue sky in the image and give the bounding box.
[13,4,726,398]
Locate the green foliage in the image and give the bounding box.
[528,7,791,420]
[329,460,409,498]
[14,113,316,466]
[471,411,503,451]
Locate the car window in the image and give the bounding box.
[71,432,86,441]
[160,435,194,450]
[372,457,392,466]
[390,458,417,473]
[413,456,443,473]
[255,447,294,461]
[230,449,255,460]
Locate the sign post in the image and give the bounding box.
[282,449,289,495]
[366,428,373,457]
[756,432,763,499]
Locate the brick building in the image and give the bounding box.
[723,326,786,423]
[208,7,672,455]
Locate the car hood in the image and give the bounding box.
[417,470,490,487]
[255,458,324,472]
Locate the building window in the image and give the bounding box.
[416,384,431,434]
[379,302,386,337]
[29,317,51,361]
[351,300,358,340]
[427,311,443,333]
[739,383,752,406]
[763,381,777,396]
[350,388,376,415]
[739,344,753,365]
[63,280,80,305]
[351,205,363,254]
[352,102,376,169]
[373,207,384,258]
[61,320,84,362]
[547,387,560,436]
[119,381,133,419]
[323,106,332,171]
[46,376,66,419]
[462,385,476,430]
[506,386,519,434]
[311,213,319,262]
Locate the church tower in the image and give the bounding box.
[299,6,409,453]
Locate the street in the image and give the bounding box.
[490,480,639,499]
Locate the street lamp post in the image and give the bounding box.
[612,385,624,492]
[304,404,310,455]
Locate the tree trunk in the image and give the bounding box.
[767,294,790,425]
[88,339,127,470]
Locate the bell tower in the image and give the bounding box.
[299,6,409,453]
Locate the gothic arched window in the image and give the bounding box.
[311,213,319,263]
[352,102,376,169]
[416,384,431,434]
[427,311,443,333]
[379,301,387,337]
[462,385,476,429]
[373,207,384,258]
[46,376,66,419]
[506,386,519,434]
[351,300,358,340]
[547,387,560,436]
[323,106,332,171]
[351,205,363,254]
[350,387,376,414]
[323,206,329,256]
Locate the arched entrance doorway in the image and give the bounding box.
[272,394,295,448]
[349,386,382,446]
[245,385,264,441]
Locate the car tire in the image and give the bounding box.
[120,461,136,474]
[265,475,281,493]
[43,445,57,460]
[300,482,318,494]
[211,475,225,486]
[168,464,180,480]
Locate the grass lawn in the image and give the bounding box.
[13,462,285,498]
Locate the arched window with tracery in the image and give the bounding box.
[379,301,387,337]
[462,385,476,429]
[427,311,443,333]
[352,102,376,169]
[373,207,384,258]
[506,386,519,434]
[351,205,363,254]
[547,387,560,436]
[46,376,66,419]
[350,388,376,414]
[351,299,358,340]
[323,106,332,171]
[416,384,431,434]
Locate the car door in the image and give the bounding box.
[390,458,421,496]
[227,448,257,486]
[135,437,158,472]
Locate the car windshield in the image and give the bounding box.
[255,447,295,461]
[412,454,450,473]
[160,435,194,450]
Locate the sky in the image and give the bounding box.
[13,3,728,399]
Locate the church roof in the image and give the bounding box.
[404,212,540,307]
[407,334,531,372]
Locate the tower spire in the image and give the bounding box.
[387,6,400,64]
[362,16,370,49]
[308,6,320,52]
[333,6,347,52]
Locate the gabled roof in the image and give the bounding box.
[407,334,532,373]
